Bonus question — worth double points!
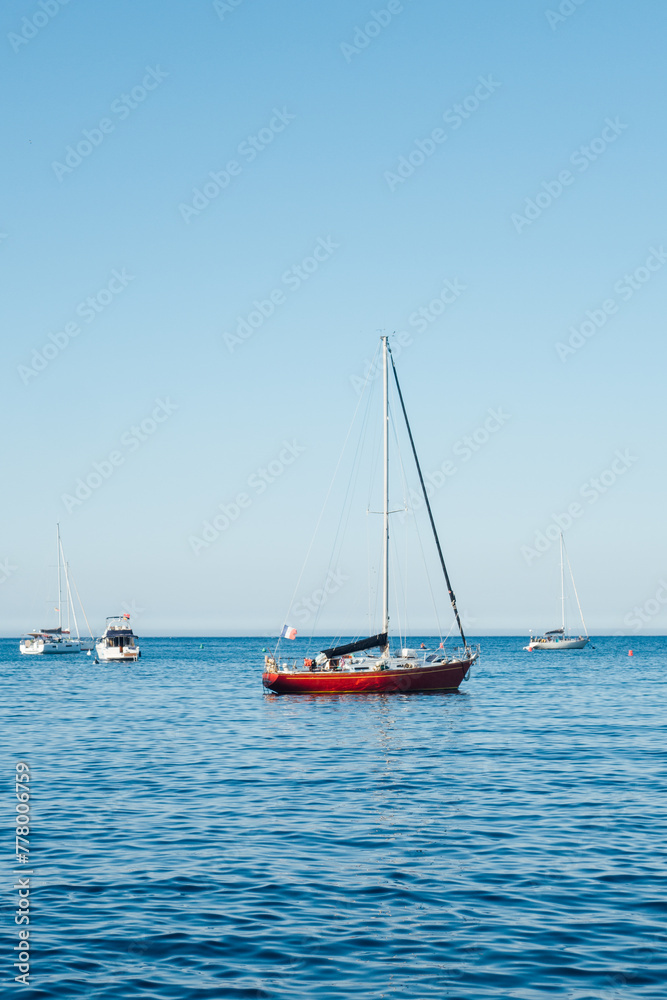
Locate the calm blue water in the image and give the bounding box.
[2,636,666,998]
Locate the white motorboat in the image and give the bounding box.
[525,533,589,651]
[95,616,141,662]
[20,525,94,655]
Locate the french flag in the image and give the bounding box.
[281,625,297,640]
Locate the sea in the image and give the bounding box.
[2,635,666,999]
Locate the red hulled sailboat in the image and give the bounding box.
[262,337,479,695]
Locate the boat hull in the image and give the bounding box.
[20,640,82,655]
[526,637,589,650]
[263,657,474,695]
[95,644,140,662]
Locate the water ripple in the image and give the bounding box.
[2,636,667,997]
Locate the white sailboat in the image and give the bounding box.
[20,525,94,655]
[525,533,589,651]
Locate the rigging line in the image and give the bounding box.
[386,399,408,642]
[563,538,588,637]
[443,617,456,641]
[366,474,382,638]
[387,383,443,644]
[387,341,468,650]
[410,493,445,643]
[366,374,382,512]
[388,398,411,627]
[403,503,409,649]
[366,501,373,634]
[66,567,78,637]
[391,401,412,518]
[69,570,94,640]
[56,524,62,629]
[310,366,378,649]
[367,501,382,638]
[365,369,383,635]
[388,384,444,643]
[61,556,80,641]
[388,529,405,649]
[275,341,381,659]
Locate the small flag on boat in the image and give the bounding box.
[281,625,297,640]
[123,613,130,619]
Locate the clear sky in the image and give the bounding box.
[2,0,665,637]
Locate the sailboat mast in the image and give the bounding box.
[560,532,565,634]
[382,336,389,638]
[56,523,62,629]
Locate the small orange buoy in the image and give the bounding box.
[628,650,633,656]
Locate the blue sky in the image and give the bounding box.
[2,0,665,636]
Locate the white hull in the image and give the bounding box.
[95,615,140,662]
[95,643,140,662]
[527,534,589,653]
[21,525,93,657]
[294,646,477,673]
[526,636,589,651]
[20,639,82,655]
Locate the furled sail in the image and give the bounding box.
[320,633,388,659]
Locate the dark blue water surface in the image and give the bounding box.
[2,636,667,998]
